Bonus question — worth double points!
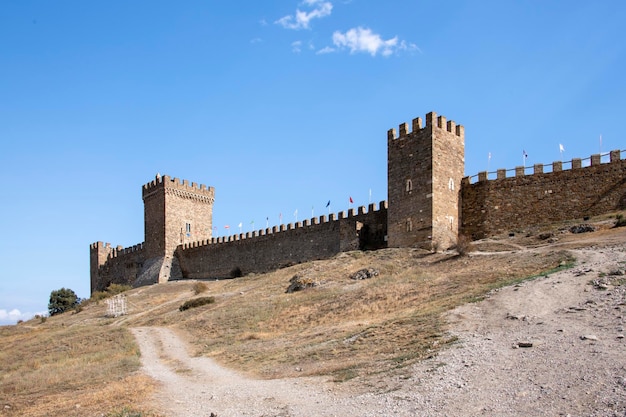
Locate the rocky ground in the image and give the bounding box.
[132,241,626,417]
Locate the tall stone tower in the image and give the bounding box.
[141,175,215,283]
[387,112,464,250]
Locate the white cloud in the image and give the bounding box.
[276,0,333,30]
[316,46,335,54]
[331,27,418,57]
[250,37,263,44]
[292,40,303,53]
[0,308,42,324]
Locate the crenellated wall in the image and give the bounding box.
[90,202,386,291]
[90,110,626,294]
[90,241,145,292]
[176,203,387,279]
[461,150,626,239]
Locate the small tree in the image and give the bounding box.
[48,288,79,316]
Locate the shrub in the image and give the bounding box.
[179,297,215,312]
[88,283,133,304]
[615,214,626,228]
[107,283,133,295]
[48,288,80,316]
[192,282,208,295]
[230,266,243,278]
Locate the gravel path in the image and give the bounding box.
[132,245,626,417]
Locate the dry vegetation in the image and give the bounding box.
[0,322,160,417]
[168,248,573,380]
[2,212,625,416]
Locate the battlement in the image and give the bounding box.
[387,111,464,141]
[142,174,215,202]
[90,241,144,258]
[179,201,388,250]
[464,149,624,185]
[90,241,111,250]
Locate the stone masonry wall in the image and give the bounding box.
[431,115,465,250]
[387,112,464,250]
[142,175,215,259]
[176,204,387,279]
[387,117,434,248]
[461,151,626,239]
[90,242,145,292]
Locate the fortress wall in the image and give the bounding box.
[90,242,146,292]
[176,203,387,279]
[460,151,626,239]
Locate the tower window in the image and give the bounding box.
[406,218,413,232]
[448,178,455,191]
[405,179,413,193]
[185,223,191,234]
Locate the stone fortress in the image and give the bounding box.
[90,111,626,293]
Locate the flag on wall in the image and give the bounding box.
[349,196,353,204]
[224,225,230,229]
[326,200,330,207]
[559,144,565,152]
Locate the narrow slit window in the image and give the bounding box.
[406,179,413,193]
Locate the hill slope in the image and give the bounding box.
[2,214,625,416]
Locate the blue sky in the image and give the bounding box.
[1,0,625,324]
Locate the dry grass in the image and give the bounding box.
[166,247,574,380]
[192,281,208,295]
[0,322,160,417]
[77,240,580,383]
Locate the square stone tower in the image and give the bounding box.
[387,112,464,250]
[141,175,215,282]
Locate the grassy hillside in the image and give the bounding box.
[3,213,624,417]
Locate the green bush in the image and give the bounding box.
[179,297,215,312]
[48,288,80,316]
[615,214,626,228]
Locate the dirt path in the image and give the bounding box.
[131,327,374,416]
[132,245,626,417]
